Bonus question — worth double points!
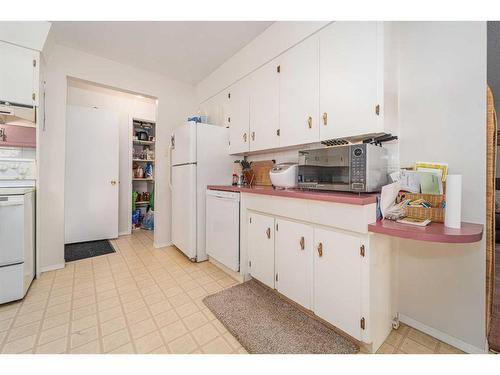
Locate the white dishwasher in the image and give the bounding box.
[205,189,240,272]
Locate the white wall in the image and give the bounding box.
[66,79,156,236]
[39,42,196,272]
[396,21,487,352]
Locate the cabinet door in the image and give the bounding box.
[319,22,380,140]
[249,59,279,151]
[313,227,362,339]
[278,36,320,147]
[0,41,38,106]
[248,212,275,288]
[276,219,313,309]
[228,78,250,154]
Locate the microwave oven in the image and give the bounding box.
[298,144,388,193]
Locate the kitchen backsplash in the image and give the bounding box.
[0,146,36,160]
[247,141,400,174]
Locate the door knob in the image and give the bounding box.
[110,180,117,185]
[307,116,313,129]
[300,236,305,250]
[266,227,271,239]
[322,112,328,126]
[317,242,323,257]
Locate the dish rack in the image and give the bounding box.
[400,192,446,223]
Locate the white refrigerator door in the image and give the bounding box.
[171,164,197,259]
[206,191,240,271]
[171,122,197,166]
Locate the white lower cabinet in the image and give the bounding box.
[313,227,363,340]
[275,219,313,309]
[248,212,275,288]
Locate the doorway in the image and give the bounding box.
[64,78,157,261]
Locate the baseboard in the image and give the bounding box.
[39,263,65,274]
[154,241,173,249]
[118,231,131,236]
[399,314,487,354]
[208,256,244,283]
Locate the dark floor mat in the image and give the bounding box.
[65,240,115,262]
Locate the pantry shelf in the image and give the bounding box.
[132,159,155,162]
[133,140,155,145]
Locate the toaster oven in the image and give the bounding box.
[298,144,388,193]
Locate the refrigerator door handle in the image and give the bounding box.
[169,143,173,190]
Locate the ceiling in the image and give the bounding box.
[51,21,274,85]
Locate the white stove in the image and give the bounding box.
[0,158,36,304]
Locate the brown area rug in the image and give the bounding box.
[202,279,359,354]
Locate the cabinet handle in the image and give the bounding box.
[317,242,323,257]
[243,133,247,142]
[322,112,328,126]
[307,116,313,129]
[299,236,305,250]
[266,227,271,239]
[251,131,255,141]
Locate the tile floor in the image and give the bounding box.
[0,230,464,354]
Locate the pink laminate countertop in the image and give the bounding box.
[368,220,484,244]
[207,185,378,205]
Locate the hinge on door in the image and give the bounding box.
[375,104,380,116]
[277,65,281,73]
[249,217,252,224]
[276,223,278,231]
[228,117,231,123]
[228,92,231,99]
[32,93,36,101]
[276,129,280,136]
[33,59,36,67]
[249,260,252,267]
[360,244,365,257]
[275,274,278,282]
[360,317,366,330]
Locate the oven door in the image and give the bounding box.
[298,147,351,191]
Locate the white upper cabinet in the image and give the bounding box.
[275,219,313,309]
[0,41,39,106]
[278,36,320,147]
[249,58,280,152]
[228,78,250,154]
[319,22,382,140]
[199,89,230,127]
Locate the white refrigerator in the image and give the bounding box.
[170,121,235,262]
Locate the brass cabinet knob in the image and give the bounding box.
[300,236,305,250]
[266,227,271,239]
[307,116,313,129]
[243,133,247,142]
[322,112,328,126]
[317,242,323,257]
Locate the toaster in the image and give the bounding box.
[269,163,299,189]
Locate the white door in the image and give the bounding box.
[171,164,197,259]
[228,78,250,154]
[248,212,275,288]
[65,105,119,244]
[249,58,280,151]
[313,227,362,339]
[278,36,320,147]
[206,191,240,271]
[0,41,38,106]
[276,219,313,309]
[319,22,381,140]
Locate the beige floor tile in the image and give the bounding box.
[103,328,131,352]
[437,342,464,354]
[126,307,151,325]
[407,328,439,351]
[202,336,233,354]
[384,330,404,348]
[18,301,46,315]
[148,300,172,316]
[1,333,37,353]
[70,340,101,354]
[134,331,164,353]
[376,343,396,354]
[211,319,228,334]
[168,334,198,354]
[70,326,98,349]
[35,337,68,354]
[176,302,199,318]
[108,342,135,354]
[71,314,98,332]
[149,345,170,354]
[45,301,72,317]
[183,311,209,331]
[6,321,41,342]
[400,337,435,354]
[72,304,97,321]
[161,320,188,343]
[168,293,191,307]
[101,316,128,337]
[130,318,157,340]
[0,318,13,333]
[42,311,71,330]
[154,309,180,328]
[223,332,241,349]
[97,296,121,311]
[12,309,44,328]
[192,323,220,346]
[38,323,69,345]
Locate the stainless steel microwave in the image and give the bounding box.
[298,144,388,193]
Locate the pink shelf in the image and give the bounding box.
[368,220,483,243]
[207,185,378,205]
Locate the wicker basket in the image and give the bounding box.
[400,192,446,223]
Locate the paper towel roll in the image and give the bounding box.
[445,174,462,228]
